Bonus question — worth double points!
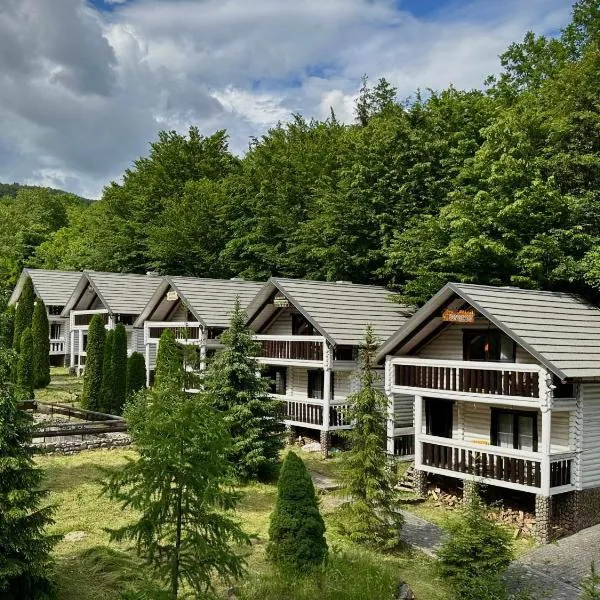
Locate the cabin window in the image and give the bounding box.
[82,333,88,351]
[307,370,334,400]
[491,409,537,452]
[553,375,575,399]
[463,330,515,362]
[425,398,453,438]
[207,327,226,340]
[334,346,356,361]
[47,305,63,316]
[50,324,61,339]
[116,314,135,326]
[292,313,315,336]
[264,366,287,395]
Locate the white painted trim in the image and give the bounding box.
[254,334,326,342]
[256,357,324,368]
[391,386,541,406]
[389,356,545,374]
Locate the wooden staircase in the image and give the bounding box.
[397,463,416,492]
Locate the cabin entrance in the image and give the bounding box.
[425,398,453,438]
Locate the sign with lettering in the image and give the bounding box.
[442,308,476,323]
[273,293,289,308]
[166,290,178,301]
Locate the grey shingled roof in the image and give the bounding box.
[9,269,82,306]
[377,282,600,380]
[167,277,264,327]
[246,277,411,346]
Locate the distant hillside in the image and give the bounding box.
[0,182,91,204]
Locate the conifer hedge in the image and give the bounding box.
[32,299,50,389]
[154,328,182,389]
[13,278,34,353]
[111,324,128,415]
[82,314,106,411]
[17,328,34,400]
[126,352,146,399]
[267,451,328,572]
[100,329,115,414]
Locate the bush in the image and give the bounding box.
[17,328,34,400]
[437,490,514,600]
[32,300,51,388]
[267,451,328,573]
[0,305,15,349]
[111,324,128,415]
[100,329,115,413]
[81,314,106,411]
[154,329,182,389]
[581,562,600,599]
[126,352,147,399]
[13,277,34,353]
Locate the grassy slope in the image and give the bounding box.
[38,449,451,600]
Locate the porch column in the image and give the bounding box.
[540,407,552,496]
[199,329,207,372]
[385,355,395,455]
[78,329,83,375]
[69,328,75,370]
[414,395,424,468]
[145,343,151,387]
[108,315,115,330]
[321,343,332,458]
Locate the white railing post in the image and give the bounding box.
[199,328,207,372]
[108,315,115,330]
[322,344,332,431]
[414,395,424,468]
[69,328,75,369]
[385,355,395,455]
[77,329,83,374]
[145,342,151,387]
[540,369,553,495]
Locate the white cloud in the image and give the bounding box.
[0,0,572,197]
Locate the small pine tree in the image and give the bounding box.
[0,348,60,598]
[0,305,15,349]
[111,324,128,415]
[337,325,402,549]
[32,300,50,389]
[581,563,600,600]
[17,328,34,400]
[100,329,115,414]
[203,298,285,481]
[126,352,147,399]
[103,379,250,598]
[267,451,328,573]
[81,314,106,411]
[437,489,514,600]
[13,278,34,353]
[154,328,182,389]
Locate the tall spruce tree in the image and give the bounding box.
[102,368,250,598]
[32,300,50,389]
[337,325,403,549]
[203,298,285,481]
[126,352,147,399]
[13,278,34,353]
[154,328,182,389]
[1,305,15,349]
[267,451,328,572]
[0,349,60,599]
[81,314,106,411]
[100,329,114,414]
[111,324,128,415]
[17,328,34,400]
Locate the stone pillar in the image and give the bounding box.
[535,495,552,544]
[462,479,478,504]
[285,425,296,445]
[413,469,428,497]
[320,430,330,458]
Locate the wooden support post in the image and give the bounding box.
[78,329,83,375]
[69,327,75,370]
[322,343,332,457]
[385,355,395,455]
[540,369,553,496]
[415,395,424,469]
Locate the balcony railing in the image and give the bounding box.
[419,435,575,493]
[144,321,202,344]
[391,357,543,399]
[277,396,352,430]
[72,309,109,327]
[50,339,65,354]
[254,335,325,362]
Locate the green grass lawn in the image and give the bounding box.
[35,367,83,405]
[38,448,452,600]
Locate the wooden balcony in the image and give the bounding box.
[254,335,325,364]
[276,396,352,430]
[72,309,109,328]
[419,435,575,494]
[50,339,65,354]
[390,357,545,402]
[144,321,202,344]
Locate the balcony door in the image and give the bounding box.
[425,398,453,438]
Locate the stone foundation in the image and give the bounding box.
[462,479,478,504]
[413,469,428,497]
[574,488,600,530]
[31,435,132,455]
[320,430,330,458]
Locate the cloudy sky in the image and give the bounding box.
[0,0,571,198]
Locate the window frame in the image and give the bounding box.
[307,369,334,400]
[490,408,538,452]
[264,366,287,396]
[463,329,516,363]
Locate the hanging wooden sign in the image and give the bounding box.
[166,290,178,301]
[273,293,289,308]
[442,308,476,323]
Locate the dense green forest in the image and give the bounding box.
[3,0,600,306]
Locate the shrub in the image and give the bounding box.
[126,352,147,399]
[17,328,34,400]
[81,314,106,411]
[437,490,514,600]
[100,329,115,413]
[154,329,182,389]
[111,324,128,415]
[32,299,51,388]
[13,277,34,353]
[0,305,15,349]
[267,451,328,573]
[581,562,600,599]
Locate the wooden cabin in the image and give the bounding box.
[246,277,411,452]
[9,269,82,366]
[377,282,600,542]
[134,276,263,386]
[62,271,164,373]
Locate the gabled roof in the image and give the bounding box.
[134,277,264,328]
[246,277,411,346]
[62,271,165,316]
[376,282,600,380]
[9,269,82,307]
